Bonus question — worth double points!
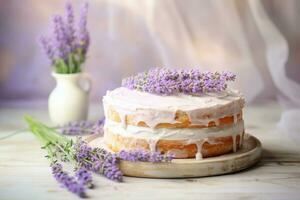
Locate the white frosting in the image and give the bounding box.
[103,87,245,159]
[194,139,207,160]
[104,119,244,159]
[104,119,244,140]
[103,87,244,128]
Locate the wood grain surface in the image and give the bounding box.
[0,103,300,200]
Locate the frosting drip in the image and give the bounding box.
[104,119,244,140]
[103,87,245,128]
[104,119,244,159]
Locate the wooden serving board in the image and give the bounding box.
[84,134,262,178]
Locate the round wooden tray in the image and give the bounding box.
[85,134,262,178]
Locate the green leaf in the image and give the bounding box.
[68,54,75,73]
[54,59,69,74]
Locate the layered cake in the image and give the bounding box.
[103,68,245,159]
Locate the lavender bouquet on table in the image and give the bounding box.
[40,2,89,74]
[25,116,173,198]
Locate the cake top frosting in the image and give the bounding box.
[121,68,236,96]
[104,87,244,112]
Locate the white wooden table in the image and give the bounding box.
[1,102,300,200]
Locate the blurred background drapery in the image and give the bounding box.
[0,0,299,139]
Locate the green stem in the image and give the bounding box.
[24,115,76,164]
[46,145,56,164]
[54,141,76,165]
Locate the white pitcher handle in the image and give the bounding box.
[79,73,92,93]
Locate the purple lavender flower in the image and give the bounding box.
[118,150,146,162]
[91,118,105,135]
[102,161,123,182]
[64,1,76,51]
[39,2,90,74]
[122,68,236,96]
[91,158,123,182]
[51,163,86,198]
[118,149,174,163]
[74,138,123,182]
[27,115,178,198]
[39,36,55,64]
[75,167,93,188]
[77,2,89,55]
[52,15,70,60]
[91,159,102,172]
[58,119,105,136]
[221,71,236,81]
[74,139,93,170]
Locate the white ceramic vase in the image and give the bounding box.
[48,72,92,125]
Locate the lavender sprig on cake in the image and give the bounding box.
[105,68,244,160]
[39,2,89,74]
[122,68,236,95]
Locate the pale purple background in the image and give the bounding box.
[0,0,299,139]
[0,0,299,102]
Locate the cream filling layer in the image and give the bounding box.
[104,119,244,160]
[104,119,244,140]
[103,87,245,128]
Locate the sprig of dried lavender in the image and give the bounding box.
[122,68,236,95]
[39,36,55,64]
[75,167,93,188]
[41,134,87,197]
[91,158,123,182]
[118,150,174,163]
[64,2,76,52]
[52,163,86,198]
[74,138,123,182]
[100,160,123,182]
[25,116,89,197]
[25,116,175,196]
[58,119,104,136]
[52,15,71,62]
[77,2,90,57]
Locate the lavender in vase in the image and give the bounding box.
[41,2,92,125]
[40,2,89,74]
